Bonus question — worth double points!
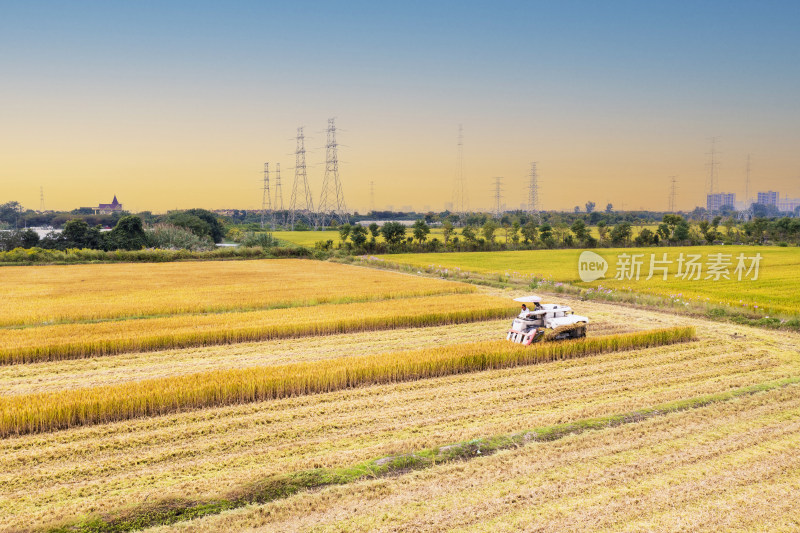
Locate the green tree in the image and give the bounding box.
[412,219,430,243]
[442,220,454,243]
[673,219,691,242]
[167,212,212,240]
[105,215,147,250]
[368,222,380,241]
[585,201,596,214]
[461,225,477,243]
[482,220,498,243]
[521,221,538,244]
[610,222,632,245]
[350,224,368,247]
[380,221,406,245]
[338,223,352,244]
[605,203,614,213]
[570,219,588,243]
[510,220,521,244]
[184,209,225,243]
[62,219,103,249]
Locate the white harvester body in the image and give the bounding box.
[507,296,589,345]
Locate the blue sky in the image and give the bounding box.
[2,1,799,212]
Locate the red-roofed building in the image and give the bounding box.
[93,196,123,215]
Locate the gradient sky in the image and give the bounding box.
[2,1,799,213]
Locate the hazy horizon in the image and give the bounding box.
[3,1,799,213]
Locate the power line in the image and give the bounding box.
[527,162,539,220]
[317,118,348,227]
[493,177,503,219]
[274,162,284,227]
[260,162,272,230]
[452,125,467,216]
[288,127,315,230]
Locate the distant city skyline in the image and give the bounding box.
[3,1,799,213]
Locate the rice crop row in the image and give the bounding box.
[0,293,512,365]
[0,327,695,436]
[0,259,473,326]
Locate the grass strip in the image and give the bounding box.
[49,375,798,533]
[0,327,695,437]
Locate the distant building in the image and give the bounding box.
[92,196,123,215]
[757,191,779,206]
[777,196,800,213]
[706,193,735,212]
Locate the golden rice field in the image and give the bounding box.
[0,259,473,326]
[2,258,799,532]
[0,292,512,364]
[380,245,800,316]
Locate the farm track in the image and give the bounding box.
[1,302,797,531]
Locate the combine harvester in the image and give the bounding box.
[507,295,589,345]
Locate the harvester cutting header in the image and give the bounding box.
[506,295,589,345]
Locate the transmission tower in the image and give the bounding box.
[260,162,272,230]
[706,137,719,194]
[274,162,284,227]
[493,177,504,219]
[369,180,375,214]
[39,186,45,211]
[452,125,467,215]
[289,127,315,230]
[527,162,539,220]
[317,118,348,227]
[668,176,677,212]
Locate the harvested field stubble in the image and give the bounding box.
[163,385,800,533]
[0,327,695,436]
[1,322,794,532]
[0,293,513,364]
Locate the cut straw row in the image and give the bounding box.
[0,326,695,437]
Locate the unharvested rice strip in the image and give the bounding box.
[0,294,514,365]
[0,327,695,437]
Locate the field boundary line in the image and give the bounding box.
[47,376,800,533]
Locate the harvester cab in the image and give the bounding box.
[507,295,589,345]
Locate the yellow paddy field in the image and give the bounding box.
[379,245,800,316]
[1,258,798,532]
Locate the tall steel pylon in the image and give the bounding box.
[317,118,348,227]
[493,177,504,219]
[260,162,272,230]
[274,162,284,227]
[669,176,677,212]
[527,162,539,220]
[744,154,751,209]
[289,127,315,230]
[452,125,467,215]
[369,180,375,213]
[39,186,45,211]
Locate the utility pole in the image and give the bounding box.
[707,137,719,195]
[669,176,677,212]
[527,162,539,220]
[274,162,284,227]
[493,177,503,219]
[289,127,314,230]
[317,118,348,227]
[452,125,467,217]
[369,180,375,214]
[260,162,272,230]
